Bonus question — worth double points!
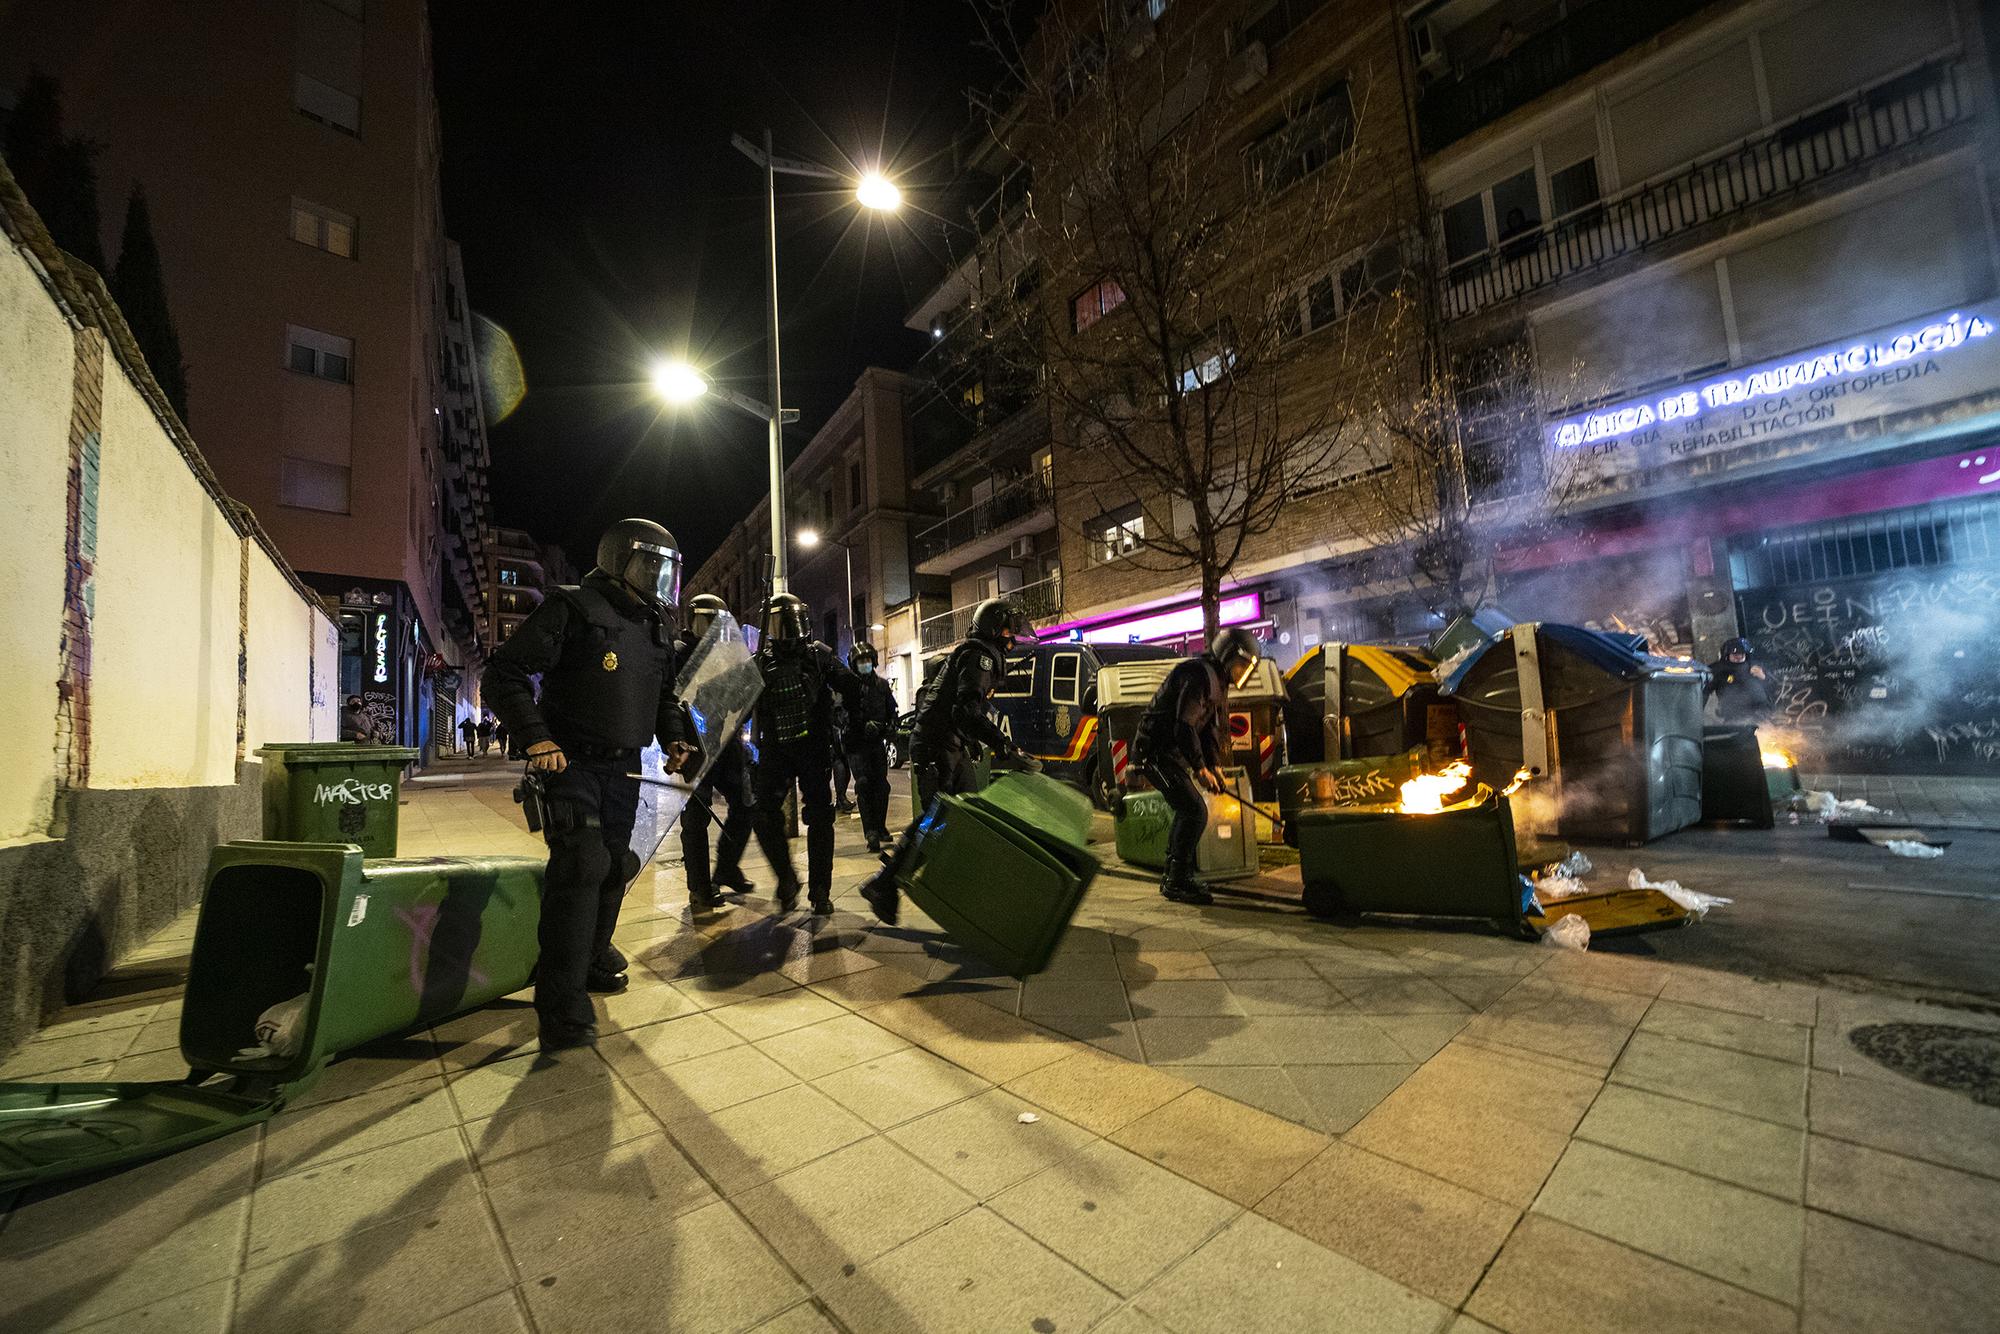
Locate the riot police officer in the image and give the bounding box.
[676,594,759,910]
[1135,628,1263,907]
[844,641,899,852]
[485,518,690,1051]
[750,593,861,915]
[859,597,1038,924]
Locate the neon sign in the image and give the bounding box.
[372,612,390,684]
[1554,311,1995,449]
[1079,593,1261,644]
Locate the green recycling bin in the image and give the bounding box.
[256,742,419,858]
[901,772,1100,978]
[1275,749,1429,844]
[1297,793,1528,929]
[1112,768,1258,880]
[0,840,543,1192]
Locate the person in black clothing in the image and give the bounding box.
[456,715,477,754]
[477,715,495,755]
[675,593,760,910]
[859,598,1039,924]
[750,592,862,916]
[1136,628,1264,907]
[1705,636,1772,723]
[831,695,856,816]
[483,517,690,1052]
[844,641,899,852]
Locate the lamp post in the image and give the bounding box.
[653,135,901,598]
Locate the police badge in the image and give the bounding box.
[602,651,619,671]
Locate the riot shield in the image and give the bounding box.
[627,612,762,873]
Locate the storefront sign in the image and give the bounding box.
[1547,306,2000,478]
[1077,592,1262,645]
[372,612,390,684]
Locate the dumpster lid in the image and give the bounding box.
[1437,623,1704,695]
[0,1079,281,1192]
[968,771,1096,852]
[255,743,419,763]
[1426,607,1516,662]
[1345,645,1436,697]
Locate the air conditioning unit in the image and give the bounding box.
[1411,20,1450,79]
[1009,536,1037,561]
[1225,40,1268,95]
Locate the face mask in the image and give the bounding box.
[858,663,874,676]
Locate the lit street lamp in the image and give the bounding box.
[795,527,856,649]
[655,132,900,598]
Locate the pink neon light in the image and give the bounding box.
[1077,593,1262,644]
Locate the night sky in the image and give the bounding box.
[431,1,1009,575]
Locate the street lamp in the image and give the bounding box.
[656,133,901,599]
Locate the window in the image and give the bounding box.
[1088,503,1146,563]
[1241,0,1329,55]
[1072,277,1126,332]
[1050,652,1083,707]
[290,198,356,257]
[280,456,350,512]
[992,653,1035,699]
[294,72,359,135]
[1441,164,1547,272]
[848,458,864,512]
[1245,80,1354,195]
[499,566,520,586]
[1275,238,1404,342]
[286,325,353,383]
[1549,157,1601,223]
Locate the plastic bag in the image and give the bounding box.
[1534,874,1592,900]
[237,992,309,1061]
[1554,850,1594,879]
[1431,643,1479,685]
[1628,867,1733,918]
[1540,914,1590,950]
[1882,839,1944,859]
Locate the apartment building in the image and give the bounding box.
[1411,0,2000,773]
[0,0,492,755]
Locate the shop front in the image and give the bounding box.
[311,577,428,752]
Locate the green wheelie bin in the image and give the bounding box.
[1112,767,1259,880]
[256,742,419,858]
[1,840,543,1192]
[1297,793,1530,931]
[900,771,1100,978]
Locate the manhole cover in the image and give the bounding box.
[1847,1023,2000,1105]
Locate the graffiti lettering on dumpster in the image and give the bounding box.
[1314,769,1398,804]
[315,779,395,804]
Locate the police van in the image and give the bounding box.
[987,642,1178,806]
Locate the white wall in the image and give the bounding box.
[0,236,73,843]
[244,541,319,751]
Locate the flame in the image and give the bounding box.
[1398,760,1472,814]
[1761,748,1792,770]
[1499,766,1534,796]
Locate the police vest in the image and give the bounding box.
[914,637,997,745]
[539,584,673,751]
[756,644,827,745]
[1136,656,1224,766]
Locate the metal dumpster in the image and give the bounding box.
[1297,793,1528,930]
[256,742,418,858]
[0,841,545,1191]
[1095,658,1180,796]
[1275,748,1429,844]
[1112,767,1259,880]
[1225,658,1289,802]
[1701,727,1776,828]
[900,771,1101,978]
[1283,644,1456,765]
[1440,623,1707,844]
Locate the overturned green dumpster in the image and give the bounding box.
[0,841,542,1191]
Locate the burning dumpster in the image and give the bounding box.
[1440,623,1707,845]
[1283,643,1456,766]
[1275,748,1430,845]
[1113,767,1260,880]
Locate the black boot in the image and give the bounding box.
[714,866,756,895]
[807,823,836,916]
[1160,857,1213,906]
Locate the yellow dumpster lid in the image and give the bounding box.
[1345,645,1436,696]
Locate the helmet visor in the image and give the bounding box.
[1225,647,1260,689]
[625,542,682,609]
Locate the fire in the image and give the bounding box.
[1499,766,1534,796]
[1398,760,1472,814]
[1761,748,1792,770]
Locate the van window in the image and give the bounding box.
[1050,652,1082,706]
[993,653,1035,699]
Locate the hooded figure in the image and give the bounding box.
[1134,628,1264,906]
[1704,636,1771,724]
[484,517,690,1052]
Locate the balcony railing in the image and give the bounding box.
[913,473,1054,568]
[918,573,1064,653]
[1415,0,1717,155]
[1440,58,1971,322]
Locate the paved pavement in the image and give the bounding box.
[1802,772,2000,832]
[2,756,1997,1333]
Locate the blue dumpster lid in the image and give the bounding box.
[1426,607,1516,662]
[1437,623,1702,695]
[0,1079,281,1192]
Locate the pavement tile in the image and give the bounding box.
[886,1087,1099,1198]
[776,944,882,985]
[1533,1140,1804,1302]
[1801,1209,2000,1334]
[1135,1015,1276,1065]
[1167,1064,1323,1128]
[708,989,851,1043]
[1336,976,1474,1014]
[521,1198,803,1334]
[22,999,161,1045]
[486,1130,717,1272]
[287,1037,445,1107]
[1032,949,1126,980]
[1222,976,1348,1015]
[1002,1048,1192,1135]
[664,1082,874,1195]
[0,1135,254,1333]
[1812,991,2000,1080]
[1611,1031,1807,1127]
[1088,1306,1171,1334]
[806,961,933,1009]
[753,1011,911,1080]
[1029,1013,1146,1061]
[1658,970,1818,1026]
[592,1011,742,1081]
[1466,1213,1795,1334]
[1806,1134,2000,1263]
[988,1139,1241,1296]
[670,970,799,1011]
[864,994,1074,1083]
[234,1195,513,1334]
[1372,1013,1472,1062]
[0,1028,141,1079]
[1134,1210,1449,1334]
[1286,1063,1419,1132]
[246,1126,478,1265]
[1430,974,1527,1009]
[1576,1083,1806,1200]
[1203,950,1323,980]
[735,1136,975,1284]
[1639,997,1810,1063]
[1459,978,1651,1070]
[408,1292,531,1334]
[118,1014,185,1057]
[1113,949,1222,981]
[60,1277,229,1333]
[1301,947,1419,979]
[1808,1066,2000,1178]
[262,1074,459,1178]
[591,978,702,1033]
[1247,1014,1413,1064]
[1019,977,1134,1017]
[621,1043,800,1120]
[1124,979,1246,1017]
[1110,1088,1330,1206]
[1255,1141,1519,1305]
[814,1045,991,1129]
[820,1206,1119,1334]
[1532,950,1673,999]
[428,1005,542,1071]
[747,1302,841,1334]
[108,1043,196,1083]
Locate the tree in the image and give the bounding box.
[3,72,106,271]
[111,184,189,421]
[956,1,1410,639]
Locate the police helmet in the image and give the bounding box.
[595,518,682,613]
[760,592,812,647]
[1722,637,1752,658]
[1209,626,1264,689]
[970,597,1029,650]
[685,593,729,643]
[850,640,879,670]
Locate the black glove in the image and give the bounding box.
[865,720,884,740]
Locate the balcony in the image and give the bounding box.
[1440,58,1971,322]
[913,472,1056,575]
[1416,0,1717,155]
[917,572,1064,654]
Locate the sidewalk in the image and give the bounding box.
[2,760,1996,1333]
[1802,772,2000,831]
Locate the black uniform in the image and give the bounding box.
[675,627,758,904]
[1705,654,1772,723]
[484,573,684,1041]
[1135,655,1229,895]
[831,696,855,812]
[845,670,899,846]
[751,638,860,910]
